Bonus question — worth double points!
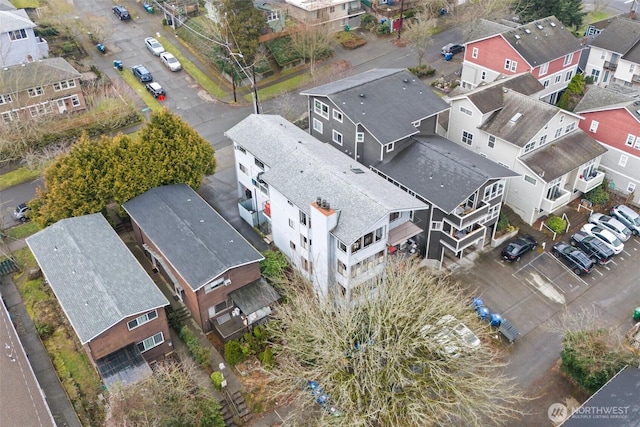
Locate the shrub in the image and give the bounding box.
[376,23,390,35]
[546,215,567,234]
[259,347,274,368]
[224,340,247,366]
[211,371,224,390]
[585,183,610,206]
[408,65,436,78]
[361,13,375,26]
[496,212,510,232]
[179,326,211,369]
[35,321,55,339]
[167,310,183,332]
[260,249,289,282]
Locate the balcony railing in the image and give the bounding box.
[603,61,618,71]
[540,187,571,213]
[574,170,605,193]
[447,201,490,229]
[633,74,640,84]
[439,224,486,253]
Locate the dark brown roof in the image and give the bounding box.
[520,130,607,182]
[467,73,544,114]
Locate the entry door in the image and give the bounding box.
[57,99,67,113]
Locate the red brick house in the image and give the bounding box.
[123,184,279,341]
[574,85,640,204]
[461,16,583,104]
[26,213,172,389]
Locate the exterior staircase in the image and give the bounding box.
[218,390,252,427]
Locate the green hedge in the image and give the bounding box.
[179,326,211,369]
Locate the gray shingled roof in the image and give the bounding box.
[462,73,544,114]
[225,115,429,245]
[0,57,81,93]
[590,17,640,55]
[372,136,519,213]
[465,19,513,43]
[26,214,169,345]
[123,184,264,292]
[479,90,559,147]
[574,84,635,112]
[300,69,449,145]
[0,9,34,33]
[519,130,607,182]
[501,16,582,67]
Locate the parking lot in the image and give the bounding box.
[455,231,640,408]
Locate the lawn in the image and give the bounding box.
[10,0,41,7]
[4,221,41,239]
[0,167,41,191]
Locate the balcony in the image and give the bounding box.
[439,223,486,253]
[603,61,618,71]
[446,201,490,229]
[574,170,605,193]
[633,74,640,84]
[540,187,571,213]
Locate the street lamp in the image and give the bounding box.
[229,51,260,115]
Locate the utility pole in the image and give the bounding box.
[397,0,404,40]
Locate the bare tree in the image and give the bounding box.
[106,360,225,427]
[289,22,332,77]
[404,9,437,66]
[266,258,526,426]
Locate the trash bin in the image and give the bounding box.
[477,306,490,321]
[634,307,640,321]
[113,60,123,71]
[490,313,503,327]
[444,52,453,61]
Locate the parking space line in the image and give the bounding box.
[547,254,591,287]
[622,249,632,256]
[512,252,545,275]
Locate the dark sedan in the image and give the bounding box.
[570,230,614,266]
[501,235,537,261]
[552,242,594,275]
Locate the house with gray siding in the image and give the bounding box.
[0,2,48,67]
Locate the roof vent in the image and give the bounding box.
[536,24,543,30]
[403,78,409,83]
[359,93,365,98]
[509,112,523,123]
[350,167,365,174]
[550,22,556,27]
[316,196,322,205]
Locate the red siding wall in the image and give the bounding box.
[578,109,640,154]
[532,50,580,78]
[466,36,528,75]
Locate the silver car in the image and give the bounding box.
[610,205,640,236]
[589,212,631,242]
[160,52,181,71]
[144,37,165,56]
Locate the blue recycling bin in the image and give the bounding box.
[444,52,453,61]
[113,60,123,71]
[472,297,484,310]
[477,306,490,320]
[490,313,503,327]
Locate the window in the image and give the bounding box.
[589,120,599,133]
[205,277,226,293]
[488,135,495,148]
[290,240,296,250]
[462,130,473,145]
[27,87,44,97]
[390,212,400,222]
[498,162,510,169]
[619,155,628,167]
[554,75,562,84]
[540,62,549,75]
[565,123,576,133]
[600,51,606,60]
[28,103,52,117]
[635,138,640,150]
[375,226,383,242]
[590,68,600,83]
[208,299,233,317]
[2,111,18,122]
[411,120,420,127]
[254,158,265,170]
[483,181,504,201]
[313,118,323,134]
[554,128,562,138]
[239,163,248,175]
[337,260,347,276]
[332,109,343,122]
[127,310,158,330]
[631,64,636,74]
[137,332,164,353]
[472,47,478,58]
[565,71,573,82]
[9,29,27,41]
[237,145,246,154]
[314,99,329,119]
[524,141,536,153]
[559,115,565,123]
[459,106,473,116]
[546,177,562,200]
[431,221,442,231]
[563,53,574,66]
[71,95,80,107]
[301,235,308,249]
[543,79,549,88]
[332,130,343,145]
[363,232,373,247]
[628,182,637,193]
[524,175,537,185]
[329,6,335,12]
[338,241,347,252]
[539,135,547,145]
[485,205,500,222]
[0,94,12,105]
[53,80,76,91]
[504,59,517,72]
[481,71,486,81]
[356,132,364,142]
[626,134,635,146]
[581,158,596,179]
[386,142,395,152]
[351,239,361,253]
[300,210,307,225]
[289,218,294,228]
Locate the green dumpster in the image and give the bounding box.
[634,307,640,321]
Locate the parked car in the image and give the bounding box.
[144,37,165,56]
[570,230,614,265]
[12,203,30,222]
[131,65,152,83]
[610,205,640,236]
[441,43,464,56]
[160,52,181,71]
[552,242,595,275]
[112,5,130,20]
[145,82,165,98]
[581,224,624,255]
[500,235,537,261]
[589,213,631,242]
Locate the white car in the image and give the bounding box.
[581,224,624,255]
[589,213,631,242]
[160,52,181,71]
[145,37,165,56]
[422,314,480,358]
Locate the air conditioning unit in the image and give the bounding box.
[224,279,232,286]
